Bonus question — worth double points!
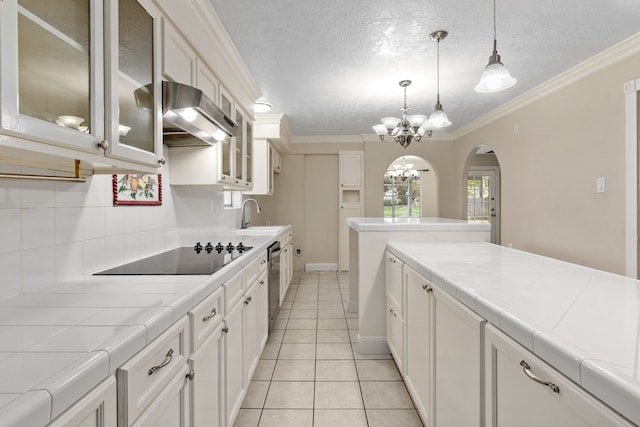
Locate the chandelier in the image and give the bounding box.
[388,157,420,182]
[372,80,432,149]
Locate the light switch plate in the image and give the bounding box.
[596,177,606,193]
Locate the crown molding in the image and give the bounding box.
[292,135,365,144]
[453,32,640,139]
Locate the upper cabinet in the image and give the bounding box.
[0,0,164,171]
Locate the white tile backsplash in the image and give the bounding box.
[0,150,240,296]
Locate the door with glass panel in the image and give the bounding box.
[467,166,500,244]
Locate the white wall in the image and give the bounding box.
[0,146,238,299]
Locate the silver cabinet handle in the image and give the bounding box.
[222,326,229,334]
[186,370,195,381]
[422,283,432,293]
[389,258,396,263]
[520,361,560,393]
[244,296,252,305]
[202,307,217,322]
[388,308,397,317]
[148,349,174,376]
[158,158,166,166]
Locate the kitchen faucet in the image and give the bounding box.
[240,198,262,229]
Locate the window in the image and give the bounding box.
[467,176,491,223]
[223,190,242,209]
[383,173,420,218]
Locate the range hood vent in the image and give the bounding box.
[155,81,238,146]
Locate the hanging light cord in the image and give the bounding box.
[492,0,498,53]
[436,36,441,104]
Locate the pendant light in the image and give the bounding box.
[475,0,516,93]
[429,30,451,128]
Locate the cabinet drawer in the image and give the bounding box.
[257,250,268,273]
[243,257,259,290]
[117,316,190,427]
[224,270,244,313]
[189,287,223,352]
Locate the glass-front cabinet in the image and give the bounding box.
[0,0,162,169]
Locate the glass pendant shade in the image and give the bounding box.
[372,124,387,136]
[407,114,427,128]
[381,117,401,130]
[430,103,451,128]
[475,57,516,93]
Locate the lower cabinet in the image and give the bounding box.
[128,369,190,427]
[257,270,269,352]
[47,377,117,427]
[223,300,245,427]
[485,325,633,427]
[243,282,260,384]
[385,297,403,374]
[403,265,431,422]
[279,236,293,305]
[189,324,223,427]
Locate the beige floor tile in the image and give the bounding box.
[317,318,347,330]
[313,409,368,427]
[260,342,281,360]
[292,294,318,302]
[277,309,291,319]
[286,318,317,330]
[315,359,358,381]
[289,309,318,319]
[233,409,261,427]
[317,309,345,319]
[355,360,401,381]
[349,329,358,343]
[267,329,284,345]
[314,381,363,409]
[316,343,353,359]
[316,329,350,344]
[351,343,391,360]
[258,409,313,427]
[366,409,424,427]
[278,343,316,359]
[241,381,270,408]
[347,318,359,329]
[346,311,359,319]
[272,359,315,381]
[252,359,276,380]
[280,301,293,310]
[317,301,344,310]
[292,301,317,310]
[273,318,288,330]
[264,382,314,409]
[283,329,316,344]
[360,381,415,409]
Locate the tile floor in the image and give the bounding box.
[233,271,424,427]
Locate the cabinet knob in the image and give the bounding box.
[259,280,265,285]
[186,370,195,381]
[388,308,397,317]
[389,258,396,263]
[97,140,108,150]
[244,296,252,305]
[422,284,433,293]
[222,326,229,334]
[158,157,166,166]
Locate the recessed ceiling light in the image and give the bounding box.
[253,101,273,113]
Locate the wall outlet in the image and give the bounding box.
[513,124,519,134]
[596,177,606,193]
[294,247,302,256]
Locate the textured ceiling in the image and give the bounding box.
[208,0,640,137]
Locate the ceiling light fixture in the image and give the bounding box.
[252,100,273,113]
[389,157,420,182]
[372,80,433,149]
[474,0,516,93]
[430,30,452,128]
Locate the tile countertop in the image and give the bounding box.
[347,217,491,232]
[386,241,640,425]
[0,225,291,427]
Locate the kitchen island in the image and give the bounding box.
[0,225,291,427]
[347,217,490,354]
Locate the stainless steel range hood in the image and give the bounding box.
[136,81,238,146]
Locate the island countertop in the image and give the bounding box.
[386,241,640,425]
[347,216,491,232]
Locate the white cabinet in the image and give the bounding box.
[385,252,404,374]
[189,325,223,427]
[272,147,282,174]
[338,151,364,271]
[223,299,244,427]
[0,0,164,171]
[403,264,431,421]
[161,18,196,85]
[257,269,269,352]
[117,316,190,427]
[485,325,633,427]
[46,377,117,427]
[243,282,260,384]
[431,284,484,427]
[279,233,293,305]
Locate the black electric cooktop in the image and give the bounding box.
[95,242,253,275]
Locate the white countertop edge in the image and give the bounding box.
[0,225,291,425]
[385,241,640,426]
[347,217,491,232]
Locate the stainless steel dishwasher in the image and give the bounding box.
[267,241,281,331]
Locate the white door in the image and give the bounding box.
[467,166,500,244]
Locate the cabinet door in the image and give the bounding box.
[161,18,195,85]
[404,265,431,422]
[257,270,269,351]
[218,86,234,183]
[485,325,633,427]
[195,63,219,104]
[339,151,363,187]
[1,0,103,154]
[385,252,403,310]
[234,108,245,186]
[244,282,260,383]
[245,120,253,188]
[432,286,485,427]
[189,325,223,427]
[224,301,245,427]
[130,366,190,427]
[105,0,162,167]
[386,297,403,374]
[47,377,116,427]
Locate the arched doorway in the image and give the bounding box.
[463,146,501,244]
[383,156,438,218]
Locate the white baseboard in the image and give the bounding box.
[305,263,338,271]
[356,335,390,355]
[347,300,359,314]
